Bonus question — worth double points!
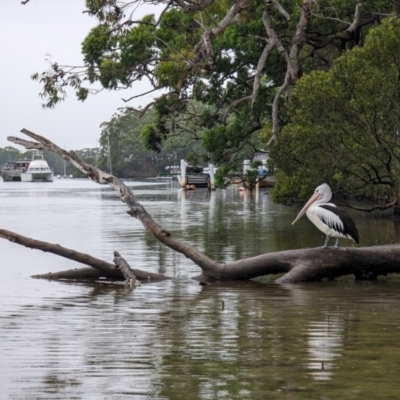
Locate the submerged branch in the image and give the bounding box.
[0,228,169,282]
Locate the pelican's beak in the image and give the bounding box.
[292,192,322,225]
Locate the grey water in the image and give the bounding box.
[1,179,400,399]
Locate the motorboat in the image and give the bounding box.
[1,160,31,182]
[21,152,53,182]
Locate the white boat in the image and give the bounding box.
[21,153,53,182]
[1,160,30,182]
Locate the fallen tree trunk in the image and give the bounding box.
[0,229,169,283]
[2,228,400,284]
[4,129,400,284]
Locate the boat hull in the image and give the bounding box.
[1,161,30,182]
[21,172,53,182]
[2,171,23,182]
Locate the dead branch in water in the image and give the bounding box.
[0,229,169,283]
[4,129,400,284]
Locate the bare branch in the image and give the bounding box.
[262,9,290,65]
[186,0,248,69]
[347,0,363,33]
[270,0,290,21]
[267,69,291,145]
[289,0,313,81]
[113,251,141,287]
[0,229,168,282]
[223,95,252,120]
[121,87,163,103]
[251,41,275,107]
[173,0,214,13]
[124,92,177,116]
[338,199,397,213]
[311,13,351,26]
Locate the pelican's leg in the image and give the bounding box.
[330,237,339,249]
[317,235,331,249]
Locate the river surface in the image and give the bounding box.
[1,179,400,399]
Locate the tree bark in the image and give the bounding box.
[113,251,141,287]
[4,129,400,285]
[0,229,169,283]
[32,267,118,282]
[5,226,400,284]
[192,245,400,283]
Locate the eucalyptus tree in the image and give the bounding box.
[270,17,400,214]
[30,0,397,170]
[98,105,207,177]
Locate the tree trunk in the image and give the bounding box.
[0,229,169,283]
[4,129,400,285]
[4,226,400,283]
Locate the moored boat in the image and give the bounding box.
[21,153,53,182]
[1,160,31,182]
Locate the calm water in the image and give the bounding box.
[1,179,400,399]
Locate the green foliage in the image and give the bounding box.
[81,24,114,65]
[156,8,200,57]
[76,87,89,101]
[202,105,263,165]
[0,146,24,164]
[185,153,199,168]
[32,0,400,185]
[99,105,208,177]
[271,17,400,206]
[251,160,262,169]
[246,169,259,185]
[140,124,161,152]
[154,54,187,89]
[215,163,236,187]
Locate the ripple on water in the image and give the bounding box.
[2,182,400,399]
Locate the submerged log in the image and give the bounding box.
[0,229,169,283]
[3,226,400,283]
[192,245,400,283]
[32,267,115,281]
[4,128,400,285]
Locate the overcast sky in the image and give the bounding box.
[0,1,160,151]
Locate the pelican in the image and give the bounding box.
[292,183,359,248]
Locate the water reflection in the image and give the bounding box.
[2,277,400,398]
[307,313,343,381]
[1,181,400,399]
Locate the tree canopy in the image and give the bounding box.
[31,0,398,169]
[24,0,400,209]
[98,103,211,177]
[270,17,400,213]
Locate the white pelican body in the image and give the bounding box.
[292,183,359,248]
